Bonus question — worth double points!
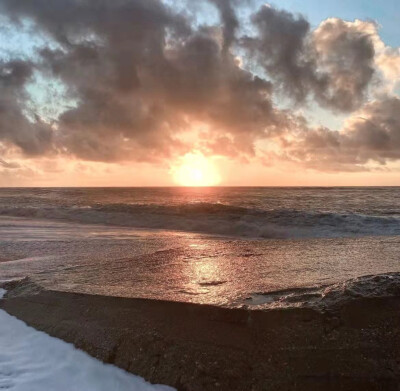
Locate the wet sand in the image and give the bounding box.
[1,278,400,391]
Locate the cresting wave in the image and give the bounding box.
[1,201,400,239]
[242,272,400,310]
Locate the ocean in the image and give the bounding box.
[1,187,400,307]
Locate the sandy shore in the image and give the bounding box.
[1,277,400,391]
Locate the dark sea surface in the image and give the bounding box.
[1,187,400,307]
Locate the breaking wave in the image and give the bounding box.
[1,201,400,239]
[243,272,400,310]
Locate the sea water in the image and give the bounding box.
[1,187,400,307]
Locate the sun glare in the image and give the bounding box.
[172,153,221,186]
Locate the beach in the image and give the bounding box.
[2,276,400,390]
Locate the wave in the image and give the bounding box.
[242,272,400,309]
[1,202,400,239]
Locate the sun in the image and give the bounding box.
[171,153,221,186]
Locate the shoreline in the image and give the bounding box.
[1,278,400,390]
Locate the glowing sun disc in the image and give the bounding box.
[171,153,221,186]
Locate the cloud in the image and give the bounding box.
[242,5,317,103]
[312,18,376,111]
[209,0,239,52]
[0,0,399,173]
[0,60,53,155]
[0,0,282,162]
[242,7,377,112]
[279,96,400,171]
[0,157,19,169]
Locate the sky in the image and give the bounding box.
[274,0,400,46]
[0,0,400,186]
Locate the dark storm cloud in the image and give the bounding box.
[1,0,190,161]
[209,0,239,51]
[312,18,376,112]
[241,5,318,103]
[345,97,400,161]
[242,6,376,112]
[282,97,400,170]
[0,0,398,171]
[0,60,53,155]
[0,0,280,161]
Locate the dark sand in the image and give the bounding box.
[1,278,400,391]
